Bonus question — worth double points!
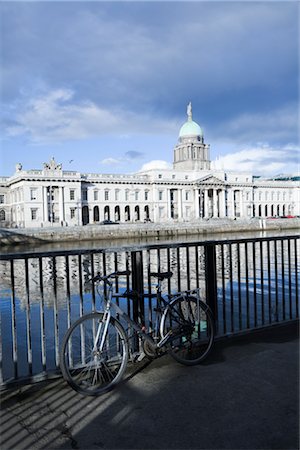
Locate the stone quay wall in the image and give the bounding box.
[0,218,299,246]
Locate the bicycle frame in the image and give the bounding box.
[96,280,201,353]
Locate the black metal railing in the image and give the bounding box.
[0,235,299,388]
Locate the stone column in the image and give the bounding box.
[152,186,158,222]
[194,188,199,219]
[167,188,171,219]
[59,186,65,223]
[220,189,226,218]
[229,190,235,218]
[213,189,219,218]
[204,189,209,218]
[177,189,183,220]
[43,186,48,222]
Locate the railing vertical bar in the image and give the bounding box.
[177,247,181,292]
[157,248,161,273]
[287,239,292,319]
[24,258,32,375]
[146,249,153,330]
[252,242,257,327]
[186,246,191,291]
[90,253,96,311]
[260,241,265,326]
[10,260,18,379]
[0,312,2,384]
[245,242,250,329]
[294,238,299,318]
[281,240,285,320]
[167,247,171,294]
[195,245,200,290]
[65,255,71,328]
[229,243,234,333]
[125,251,131,317]
[267,240,272,324]
[274,240,279,322]
[78,254,84,318]
[221,243,226,335]
[38,257,46,371]
[237,243,242,330]
[52,256,59,368]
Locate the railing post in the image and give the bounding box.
[131,251,145,325]
[205,244,218,329]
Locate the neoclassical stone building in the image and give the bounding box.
[0,104,299,228]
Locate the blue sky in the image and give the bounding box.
[0,1,299,177]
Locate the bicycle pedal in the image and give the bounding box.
[131,351,146,363]
[137,351,146,362]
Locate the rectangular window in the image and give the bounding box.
[94,190,98,201]
[70,189,75,200]
[105,190,109,201]
[31,209,38,220]
[159,191,163,201]
[185,191,189,201]
[30,188,37,200]
[135,191,139,201]
[145,191,148,201]
[0,195,4,204]
[125,191,129,201]
[115,190,119,201]
[70,208,76,219]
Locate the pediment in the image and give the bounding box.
[196,175,225,186]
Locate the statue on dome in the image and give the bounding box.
[187,102,192,121]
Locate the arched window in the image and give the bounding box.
[82,206,89,225]
[0,210,5,221]
[144,205,150,221]
[125,205,130,221]
[282,205,286,216]
[134,205,140,221]
[93,206,99,222]
[115,206,120,222]
[104,206,110,220]
[265,205,268,216]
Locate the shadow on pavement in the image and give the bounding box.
[0,326,299,450]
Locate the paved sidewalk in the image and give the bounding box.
[0,324,299,450]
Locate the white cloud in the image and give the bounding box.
[212,144,300,176]
[212,103,298,144]
[138,160,172,172]
[5,89,178,144]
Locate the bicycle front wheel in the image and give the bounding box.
[161,296,215,366]
[60,313,128,396]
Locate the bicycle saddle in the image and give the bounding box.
[150,271,173,280]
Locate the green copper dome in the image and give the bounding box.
[179,120,202,138]
[179,102,203,138]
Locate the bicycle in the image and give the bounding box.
[60,270,215,396]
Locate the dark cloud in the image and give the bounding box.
[125,151,144,159]
[1,1,298,152]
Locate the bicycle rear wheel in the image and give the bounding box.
[60,313,128,396]
[161,296,214,366]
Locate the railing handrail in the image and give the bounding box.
[1,234,299,261]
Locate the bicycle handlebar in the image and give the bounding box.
[92,270,131,283]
